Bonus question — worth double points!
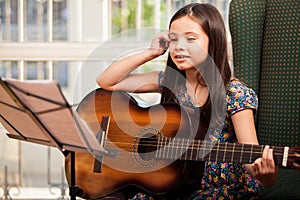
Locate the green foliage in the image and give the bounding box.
[142,0,154,27]
[112,0,167,35]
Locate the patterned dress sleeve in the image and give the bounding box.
[226,80,259,116]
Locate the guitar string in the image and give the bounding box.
[98,140,284,165]
[99,144,282,164]
[104,134,281,150]
[105,134,279,148]
[96,131,284,159]
[102,140,284,157]
[103,134,283,151]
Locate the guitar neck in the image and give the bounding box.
[155,136,288,167]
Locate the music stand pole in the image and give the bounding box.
[68,151,83,200]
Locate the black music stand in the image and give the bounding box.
[0,77,110,200]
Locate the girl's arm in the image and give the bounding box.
[97,32,169,93]
[232,109,278,187]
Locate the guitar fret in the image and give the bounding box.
[184,138,188,159]
[215,142,220,162]
[194,140,199,161]
[201,140,206,161]
[208,141,212,162]
[223,142,227,162]
[204,141,209,161]
[249,144,253,163]
[160,137,164,159]
[201,140,211,161]
[174,138,179,160]
[182,138,186,160]
[241,143,251,163]
[196,140,200,161]
[225,143,233,162]
[190,139,194,161]
[175,138,181,159]
[156,136,161,159]
[251,145,264,162]
[165,138,170,159]
[172,138,178,159]
[160,137,165,159]
[170,138,174,159]
[165,137,170,159]
[240,143,244,163]
[189,139,194,160]
[200,140,205,161]
[194,140,198,161]
[170,138,174,160]
[231,143,235,162]
[180,138,185,160]
[166,137,169,159]
[258,145,264,157]
[184,139,189,160]
[161,137,166,158]
[274,146,284,166]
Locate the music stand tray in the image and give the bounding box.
[0,77,110,199]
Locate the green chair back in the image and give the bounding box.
[229,0,300,199]
[230,0,299,147]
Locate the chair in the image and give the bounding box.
[229,0,300,199]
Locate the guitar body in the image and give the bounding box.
[65,89,204,199]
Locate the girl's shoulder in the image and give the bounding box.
[227,78,255,95]
[226,78,258,113]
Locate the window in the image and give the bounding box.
[0,1,231,199]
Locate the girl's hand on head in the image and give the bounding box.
[148,31,170,57]
[247,145,278,187]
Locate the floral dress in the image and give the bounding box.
[130,72,259,200]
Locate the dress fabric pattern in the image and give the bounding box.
[131,72,259,200]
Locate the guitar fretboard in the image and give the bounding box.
[154,136,285,166]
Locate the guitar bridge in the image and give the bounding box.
[93,116,110,173]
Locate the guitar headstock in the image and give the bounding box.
[288,147,300,170]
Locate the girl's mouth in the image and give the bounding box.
[174,55,190,62]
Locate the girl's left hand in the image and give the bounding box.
[148,31,170,57]
[247,145,278,187]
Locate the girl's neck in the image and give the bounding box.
[185,68,200,84]
[185,68,208,106]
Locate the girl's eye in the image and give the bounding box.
[187,37,196,42]
[170,38,177,42]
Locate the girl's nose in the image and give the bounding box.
[175,38,186,51]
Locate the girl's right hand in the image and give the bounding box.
[148,31,170,57]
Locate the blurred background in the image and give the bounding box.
[0,0,231,199]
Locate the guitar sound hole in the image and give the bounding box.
[138,134,158,161]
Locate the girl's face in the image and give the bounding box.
[169,16,209,71]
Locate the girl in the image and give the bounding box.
[97,3,277,199]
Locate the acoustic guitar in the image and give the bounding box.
[65,89,300,199]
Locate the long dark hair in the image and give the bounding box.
[161,3,231,104]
